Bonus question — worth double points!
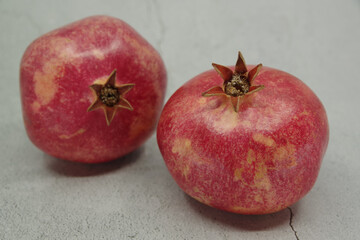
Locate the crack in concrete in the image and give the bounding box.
[151,0,165,55]
[288,207,300,240]
[127,232,138,239]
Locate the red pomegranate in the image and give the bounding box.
[20,15,167,163]
[157,52,328,214]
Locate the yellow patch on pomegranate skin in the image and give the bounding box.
[252,133,276,147]
[59,128,86,139]
[182,165,191,178]
[92,49,105,60]
[33,62,63,105]
[126,36,153,63]
[171,138,193,179]
[31,101,41,113]
[231,188,278,214]
[210,104,239,132]
[231,205,261,214]
[253,159,272,191]
[146,60,161,78]
[241,120,251,128]
[254,194,263,203]
[255,175,272,191]
[247,149,256,164]
[198,98,207,105]
[234,168,249,186]
[273,142,297,167]
[122,32,160,78]
[145,61,163,99]
[172,138,192,156]
[31,37,82,106]
[234,168,243,181]
[189,185,212,205]
[192,195,212,206]
[300,110,310,116]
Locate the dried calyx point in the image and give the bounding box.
[88,69,135,126]
[202,51,264,112]
[100,84,120,107]
[224,72,250,97]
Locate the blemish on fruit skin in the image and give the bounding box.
[254,194,263,203]
[247,149,256,164]
[148,63,164,98]
[92,49,105,60]
[119,29,165,100]
[273,143,297,167]
[171,138,193,179]
[230,188,279,214]
[21,16,167,163]
[158,64,328,215]
[255,175,272,191]
[192,195,211,206]
[234,167,250,186]
[59,128,86,139]
[253,98,296,132]
[252,133,276,147]
[231,205,261,214]
[203,97,222,110]
[210,104,239,132]
[30,36,83,107]
[122,33,161,78]
[182,165,191,178]
[198,98,206,105]
[253,155,272,191]
[31,101,41,113]
[300,110,310,116]
[33,61,63,105]
[172,138,192,156]
[242,120,251,128]
[234,168,243,181]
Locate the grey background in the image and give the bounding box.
[1,0,359,239]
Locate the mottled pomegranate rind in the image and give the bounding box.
[20,16,167,163]
[157,66,328,214]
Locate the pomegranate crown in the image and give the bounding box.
[202,51,264,112]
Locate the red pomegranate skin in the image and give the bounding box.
[20,16,167,163]
[157,66,329,214]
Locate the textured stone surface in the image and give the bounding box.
[0,0,359,239]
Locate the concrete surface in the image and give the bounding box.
[1,0,359,239]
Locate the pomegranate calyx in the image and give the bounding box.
[88,69,135,126]
[202,51,264,112]
[201,86,226,97]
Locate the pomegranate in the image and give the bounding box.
[20,15,167,163]
[157,51,328,214]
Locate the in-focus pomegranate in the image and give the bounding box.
[20,15,167,163]
[157,51,328,214]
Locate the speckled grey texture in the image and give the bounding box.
[1,0,359,239]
